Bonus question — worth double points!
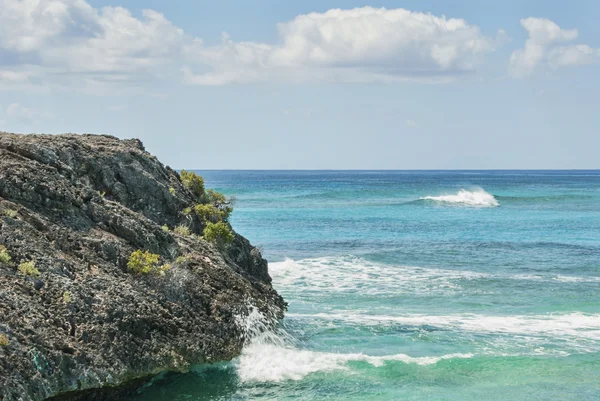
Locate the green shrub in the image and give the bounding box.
[193,204,223,223]
[0,246,11,264]
[182,207,192,216]
[180,170,205,200]
[0,334,8,347]
[62,291,73,304]
[173,225,191,236]
[191,190,233,223]
[127,250,160,274]
[3,209,17,218]
[161,224,170,232]
[169,187,176,195]
[203,222,234,247]
[206,190,233,221]
[18,260,40,277]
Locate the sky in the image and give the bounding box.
[0,0,598,169]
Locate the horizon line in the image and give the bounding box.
[180,168,600,171]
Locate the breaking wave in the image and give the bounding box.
[421,188,499,207]
[233,306,473,383]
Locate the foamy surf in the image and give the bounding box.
[233,305,473,383]
[269,256,600,298]
[421,188,499,207]
[236,342,474,383]
[289,312,600,341]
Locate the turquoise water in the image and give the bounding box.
[133,171,600,400]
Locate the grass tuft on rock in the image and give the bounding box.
[174,225,191,236]
[62,291,74,304]
[0,246,11,264]
[18,260,40,277]
[3,209,17,218]
[127,250,171,275]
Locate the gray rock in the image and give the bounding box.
[0,132,286,401]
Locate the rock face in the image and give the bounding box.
[0,133,286,401]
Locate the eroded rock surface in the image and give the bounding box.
[0,133,285,401]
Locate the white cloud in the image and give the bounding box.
[0,0,184,89]
[509,18,599,77]
[0,2,501,89]
[184,7,501,85]
[548,44,599,67]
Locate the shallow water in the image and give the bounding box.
[131,171,600,400]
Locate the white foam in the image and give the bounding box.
[553,275,600,283]
[269,256,489,296]
[289,312,600,341]
[421,188,499,207]
[269,256,600,298]
[236,342,473,383]
[233,305,472,383]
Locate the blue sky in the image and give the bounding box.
[0,0,598,169]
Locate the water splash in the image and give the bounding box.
[233,304,473,383]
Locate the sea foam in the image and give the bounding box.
[289,312,600,341]
[233,305,472,383]
[421,188,499,207]
[269,256,600,298]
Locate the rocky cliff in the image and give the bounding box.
[0,133,285,401]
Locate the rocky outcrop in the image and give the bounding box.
[0,133,285,401]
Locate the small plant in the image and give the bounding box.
[3,209,17,218]
[180,170,205,200]
[18,260,40,277]
[161,224,170,232]
[0,334,8,347]
[169,187,176,195]
[127,250,160,274]
[158,263,172,276]
[0,246,11,264]
[62,291,73,304]
[183,207,192,216]
[174,225,191,236]
[203,221,234,247]
[127,250,172,276]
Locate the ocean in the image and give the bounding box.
[131,170,600,401]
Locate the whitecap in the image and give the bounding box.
[421,188,499,207]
